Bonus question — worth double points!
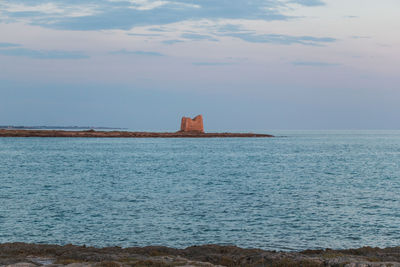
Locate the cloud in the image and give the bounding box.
[351,36,371,39]
[343,15,359,19]
[148,27,168,32]
[110,49,164,56]
[127,33,162,37]
[0,0,326,31]
[215,23,336,46]
[226,32,336,46]
[192,62,234,66]
[289,0,325,6]
[0,2,98,19]
[217,24,243,33]
[0,42,21,48]
[292,61,340,67]
[124,0,170,11]
[162,39,184,45]
[0,48,89,59]
[181,33,218,42]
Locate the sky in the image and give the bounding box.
[0,0,399,131]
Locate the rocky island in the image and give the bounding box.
[0,115,273,138]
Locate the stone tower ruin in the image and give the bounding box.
[180,115,204,133]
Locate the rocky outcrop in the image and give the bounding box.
[180,115,204,133]
[1,243,400,267]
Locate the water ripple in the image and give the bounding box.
[1,131,400,250]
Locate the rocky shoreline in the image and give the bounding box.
[0,129,273,138]
[1,243,400,267]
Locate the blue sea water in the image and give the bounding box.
[1,131,400,251]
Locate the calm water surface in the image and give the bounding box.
[1,131,400,251]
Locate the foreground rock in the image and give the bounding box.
[0,129,273,138]
[1,243,400,267]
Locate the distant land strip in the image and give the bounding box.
[0,126,126,130]
[0,129,274,138]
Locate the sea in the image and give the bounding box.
[1,130,400,251]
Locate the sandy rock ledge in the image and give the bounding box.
[2,243,400,267]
